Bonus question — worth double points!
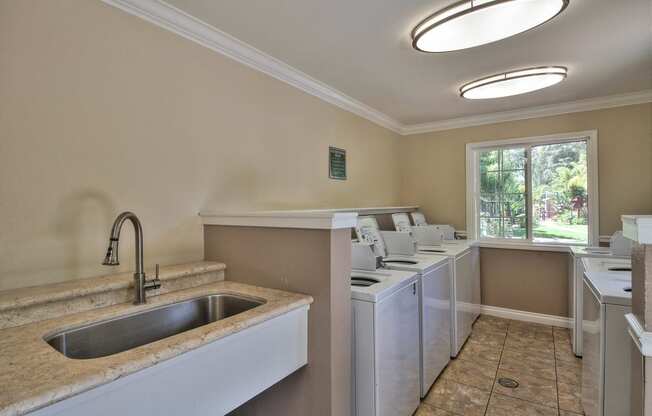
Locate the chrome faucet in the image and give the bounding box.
[102,211,160,304]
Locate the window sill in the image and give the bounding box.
[474,240,573,253]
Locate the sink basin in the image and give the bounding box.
[45,294,265,359]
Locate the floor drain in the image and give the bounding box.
[498,377,519,388]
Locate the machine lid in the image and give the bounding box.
[418,247,447,253]
[571,245,629,259]
[350,269,418,302]
[351,277,381,287]
[583,271,632,306]
[582,257,632,273]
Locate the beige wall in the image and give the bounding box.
[399,104,652,234]
[204,226,352,416]
[480,248,569,316]
[0,0,401,291]
[399,104,651,316]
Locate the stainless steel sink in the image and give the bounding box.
[45,294,265,359]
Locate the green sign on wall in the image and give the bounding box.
[329,146,346,180]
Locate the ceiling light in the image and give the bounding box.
[460,66,567,99]
[412,0,569,53]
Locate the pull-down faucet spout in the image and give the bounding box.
[103,211,160,304]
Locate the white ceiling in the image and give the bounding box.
[165,0,651,125]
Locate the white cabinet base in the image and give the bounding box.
[32,306,309,416]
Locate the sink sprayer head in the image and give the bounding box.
[102,238,120,266]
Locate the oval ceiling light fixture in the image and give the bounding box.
[460,66,567,99]
[412,0,569,53]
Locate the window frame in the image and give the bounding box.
[466,130,599,247]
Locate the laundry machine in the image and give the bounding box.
[390,213,480,356]
[354,220,451,397]
[582,270,632,416]
[582,257,632,274]
[350,268,420,416]
[568,235,631,356]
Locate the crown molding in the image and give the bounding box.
[102,0,652,137]
[401,89,652,135]
[101,0,403,133]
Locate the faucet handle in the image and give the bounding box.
[144,264,162,292]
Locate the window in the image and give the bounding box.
[467,131,598,245]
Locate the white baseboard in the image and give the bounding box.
[480,304,571,328]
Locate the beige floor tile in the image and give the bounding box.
[553,326,570,334]
[441,356,498,391]
[486,393,558,416]
[479,315,510,326]
[492,369,558,408]
[553,327,571,342]
[559,410,584,415]
[507,331,554,344]
[424,379,490,416]
[414,403,459,415]
[476,315,510,330]
[501,347,555,366]
[556,360,582,385]
[558,381,583,413]
[458,340,503,362]
[472,321,508,336]
[469,330,506,348]
[499,355,556,381]
[504,334,555,352]
[508,327,554,342]
[555,342,581,363]
[509,321,553,333]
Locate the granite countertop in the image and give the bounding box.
[0,281,313,416]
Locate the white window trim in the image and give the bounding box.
[465,130,599,247]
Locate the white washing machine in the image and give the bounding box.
[350,269,420,416]
[391,213,479,356]
[569,245,630,356]
[422,242,478,357]
[581,270,632,416]
[354,219,451,397]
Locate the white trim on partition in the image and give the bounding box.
[480,305,572,328]
[199,210,358,229]
[101,1,652,136]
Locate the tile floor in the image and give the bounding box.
[416,315,584,416]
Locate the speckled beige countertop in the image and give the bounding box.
[0,262,226,313]
[0,281,313,416]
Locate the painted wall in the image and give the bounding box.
[0,0,402,291]
[399,103,652,235]
[480,248,569,316]
[399,104,651,316]
[204,226,352,416]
